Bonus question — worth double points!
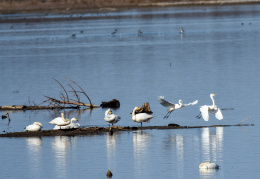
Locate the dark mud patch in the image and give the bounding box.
[0,124,254,137]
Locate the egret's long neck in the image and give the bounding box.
[105,110,109,116]
[211,96,215,107]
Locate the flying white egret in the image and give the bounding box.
[24,122,43,132]
[49,113,78,129]
[132,106,154,127]
[104,108,121,127]
[196,94,223,121]
[199,162,220,169]
[158,96,198,119]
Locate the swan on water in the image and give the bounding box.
[199,162,220,169]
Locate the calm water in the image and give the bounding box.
[1,4,260,178]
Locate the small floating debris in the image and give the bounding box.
[106,170,113,178]
[168,123,180,127]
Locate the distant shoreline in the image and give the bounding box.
[0,0,260,15]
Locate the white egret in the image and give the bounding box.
[158,96,198,119]
[104,108,121,127]
[196,94,223,121]
[24,122,43,132]
[132,106,154,127]
[199,162,219,169]
[49,113,78,129]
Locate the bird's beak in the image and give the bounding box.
[75,118,78,121]
[214,94,217,96]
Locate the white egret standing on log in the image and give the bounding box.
[196,94,223,121]
[104,108,121,127]
[24,122,43,132]
[132,106,154,127]
[49,113,78,129]
[158,96,198,119]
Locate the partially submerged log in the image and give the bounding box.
[100,99,120,108]
[0,105,79,110]
[0,77,99,110]
[0,124,254,137]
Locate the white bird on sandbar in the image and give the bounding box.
[104,108,121,127]
[196,94,223,121]
[24,122,43,132]
[199,162,220,169]
[53,122,80,130]
[49,113,78,129]
[132,106,154,127]
[158,96,198,119]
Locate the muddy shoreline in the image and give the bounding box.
[0,124,254,137]
[0,0,260,21]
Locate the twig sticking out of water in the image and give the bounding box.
[237,117,251,125]
[1,113,11,126]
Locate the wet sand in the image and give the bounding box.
[0,124,253,137]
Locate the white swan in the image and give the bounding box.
[53,122,80,130]
[132,106,154,127]
[158,96,198,118]
[196,94,223,121]
[199,162,219,169]
[49,113,78,129]
[104,108,121,127]
[24,122,43,132]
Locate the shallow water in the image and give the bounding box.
[0,4,260,178]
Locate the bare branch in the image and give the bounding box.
[65,77,93,107]
[52,77,69,102]
[68,84,80,102]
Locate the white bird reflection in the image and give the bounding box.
[133,131,152,176]
[200,127,223,178]
[52,136,74,178]
[201,127,224,162]
[106,132,119,169]
[25,137,42,175]
[26,137,42,153]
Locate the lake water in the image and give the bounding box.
[1,4,260,178]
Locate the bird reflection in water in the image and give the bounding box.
[133,131,152,175]
[106,132,119,169]
[52,136,75,178]
[25,137,42,174]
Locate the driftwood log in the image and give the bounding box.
[0,124,254,137]
[100,99,120,108]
